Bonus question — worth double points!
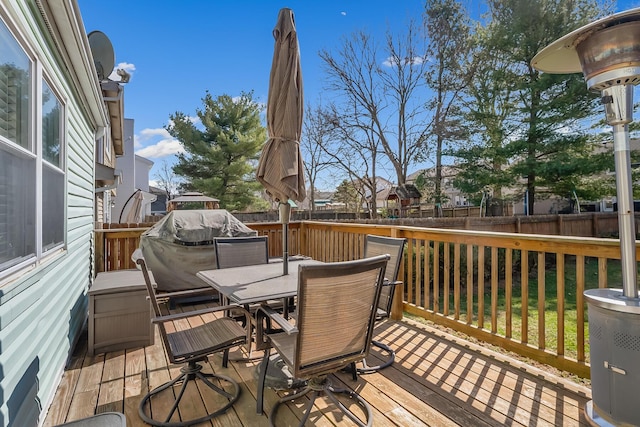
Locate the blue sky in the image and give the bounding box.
[77,1,640,189]
[77,0,431,187]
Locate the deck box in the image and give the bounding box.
[88,269,154,355]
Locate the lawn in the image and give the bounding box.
[408,247,631,362]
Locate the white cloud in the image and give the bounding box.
[140,127,172,139]
[133,127,171,148]
[135,138,184,158]
[382,55,426,68]
[108,62,136,82]
[341,11,347,16]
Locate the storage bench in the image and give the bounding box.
[88,269,155,355]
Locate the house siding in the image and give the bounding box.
[0,1,99,425]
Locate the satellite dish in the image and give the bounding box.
[88,31,115,81]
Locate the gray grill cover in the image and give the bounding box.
[139,209,257,291]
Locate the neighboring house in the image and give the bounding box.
[309,191,334,210]
[110,118,155,223]
[94,83,125,224]
[0,1,121,425]
[407,166,468,207]
[364,177,394,213]
[149,185,169,215]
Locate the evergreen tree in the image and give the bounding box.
[451,22,516,208]
[167,91,266,211]
[424,0,472,215]
[333,180,360,212]
[482,0,610,214]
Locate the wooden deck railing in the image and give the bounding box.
[95,220,638,378]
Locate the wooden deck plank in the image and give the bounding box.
[331,372,429,427]
[96,378,124,414]
[123,371,148,427]
[342,358,467,427]
[97,350,125,414]
[41,346,85,427]
[377,319,590,426]
[42,315,592,427]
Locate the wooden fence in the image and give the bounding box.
[94,223,155,272]
[94,220,639,378]
[356,212,627,237]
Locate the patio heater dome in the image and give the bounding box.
[532,8,640,427]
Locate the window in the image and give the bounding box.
[0,18,66,274]
[42,80,64,252]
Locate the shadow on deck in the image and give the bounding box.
[42,310,591,426]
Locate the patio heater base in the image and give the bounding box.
[585,288,640,427]
[585,401,617,427]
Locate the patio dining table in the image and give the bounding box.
[196,258,323,306]
[197,258,323,388]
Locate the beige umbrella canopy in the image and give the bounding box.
[256,7,306,204]
[124,190,144,224]
[256,7,305,275]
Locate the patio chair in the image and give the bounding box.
[132,249,250,427]
[54,412,126,426]
[214,235,269,269]
[357,234,407,374]
[255,254,389,427]
[214,235,294,319]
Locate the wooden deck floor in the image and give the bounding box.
[42,307,592,427]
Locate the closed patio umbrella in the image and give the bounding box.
[256,7,306,275]
[124,190,144,224]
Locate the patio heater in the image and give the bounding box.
[532,8,640,426]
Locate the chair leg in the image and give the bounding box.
[268,375,372,427]
[256,347,271,415]
[222,348,230,368]
[357,340,395,374]
[139,361,240,427]
[325,383,373,427]
[269,386,315,427]
[350,361,358,381]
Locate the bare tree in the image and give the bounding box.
[301,102,335,212]
[319,19,431,187]
[320,102,384,218]
[154,160,180,202]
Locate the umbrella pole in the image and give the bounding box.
[279,203,291,275]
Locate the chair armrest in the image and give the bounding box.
[156,287,218,299]
[255,305,297,350]
[256,306,297,334]
[152,304,250,324]
[383,279,403,288]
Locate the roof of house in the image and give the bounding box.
[171,192,219,203]
[407,166,458,181]
[388,184,422,200]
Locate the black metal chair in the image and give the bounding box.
[256,255,389,427]
[132,250,250,427]
[357,234,406,374]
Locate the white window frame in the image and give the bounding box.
[40,75,67,255]
[0,12,67,281]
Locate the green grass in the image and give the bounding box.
[409,253,632,362]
